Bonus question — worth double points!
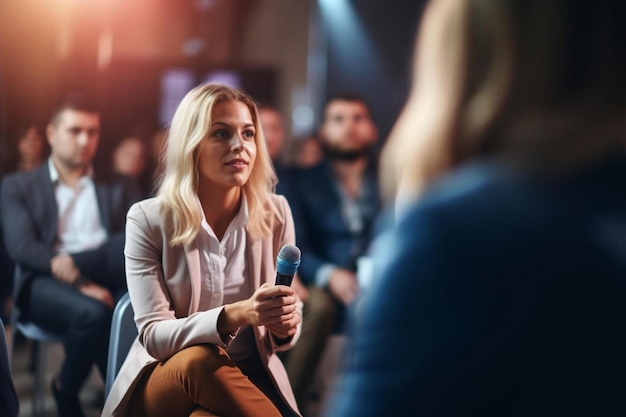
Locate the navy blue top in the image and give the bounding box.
[327,155,626,416]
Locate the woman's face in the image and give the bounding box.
[113,137,147,177]
[197,99,257,192]
[19,126,45,161]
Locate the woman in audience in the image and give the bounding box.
[327,0,626,416]
[112,135,152,197]
[102,83,302,417]
[14,124,47,172]
[112,135,147,179]
[0,124,47,326]
[291,133,322,169]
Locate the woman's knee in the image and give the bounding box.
[169,344,233,381]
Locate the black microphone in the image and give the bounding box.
[275,244,301,287]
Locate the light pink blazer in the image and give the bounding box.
[102,194,302,416]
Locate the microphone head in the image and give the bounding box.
[276,244,301,275]
[278,244,301,263]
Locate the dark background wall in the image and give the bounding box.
[321,0,425,144]
[0,0,426,169]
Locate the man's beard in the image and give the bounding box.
[322,143,373,162]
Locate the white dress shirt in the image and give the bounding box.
[49,159,108,254]
[196,196,256,361]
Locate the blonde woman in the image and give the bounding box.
[102,84,302,417]
[328,0,626,416]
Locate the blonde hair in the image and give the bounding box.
[158,83,277,246]
[383,0,626,202]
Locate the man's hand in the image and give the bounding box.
[77,282,114,309]
[328,268,359,305]
[50,254,80,285]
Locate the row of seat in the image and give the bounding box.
[7,291,135,416]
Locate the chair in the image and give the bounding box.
[12,322,63,417]
[104,293,221,417]
[9,266,63,417]
[105,292,136,398]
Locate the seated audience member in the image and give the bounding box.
[0,124,48,323]
[102,83,302,417]
[258,104,293,196]
[327,1,626,416]
[14,124,48,172]
[292,133,323,169]
[144,127,168,196]
[285,94,381,412]
[1,93,142,417]
[112,135,147,178]
[112,135,151,197]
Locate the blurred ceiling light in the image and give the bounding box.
[182,38,205,56]
[195,0,217,11]
[97,30,113,70]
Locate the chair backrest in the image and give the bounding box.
[9,265,62,362]
[105,292,137,398]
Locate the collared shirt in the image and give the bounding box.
[49,158,108,254]
[196,195,256,361]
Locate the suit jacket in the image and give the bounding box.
[102,194,302,416]
[328,155,626,416]
[0,163,141,310]
[288,161,381,285]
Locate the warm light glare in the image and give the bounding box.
[97,30,113,70]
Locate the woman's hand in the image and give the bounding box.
[219,283,299,336]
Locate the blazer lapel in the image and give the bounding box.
[38,165,59,245]
[184,240,201,315]
[94,181,112,231]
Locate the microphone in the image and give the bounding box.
[275,244,301,287]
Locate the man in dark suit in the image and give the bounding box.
[1,93,141,417]
[283,94,381,412]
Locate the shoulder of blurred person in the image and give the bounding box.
[328,0,626,415]
[330,153,626,416]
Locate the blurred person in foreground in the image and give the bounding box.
[1,93,141,416]
[102,84,302,417]
[326,1,626,416]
